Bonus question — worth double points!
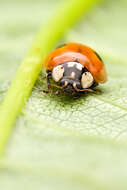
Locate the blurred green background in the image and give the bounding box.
[0,0,127,189]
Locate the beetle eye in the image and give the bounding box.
[81,72,94,89]
[52,65,64,82]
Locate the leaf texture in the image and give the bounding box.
[0,0,127,189]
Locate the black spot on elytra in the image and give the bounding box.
[55,43,66,49]
[94,51,103,61]
[78,47,82,53]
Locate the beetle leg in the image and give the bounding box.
[73,82,101,94]
[73,82,94,93]
[47,71,52,89]
[48,83,64,89]
[91,89,102,95]
[78,88,94,93]
[75,86,101,94]
[42,89,51,94]
[42,72,52,93]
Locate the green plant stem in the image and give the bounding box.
[0,0,100,156]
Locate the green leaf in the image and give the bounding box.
[0,0,127,189]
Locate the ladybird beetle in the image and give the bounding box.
[43,42,107,94]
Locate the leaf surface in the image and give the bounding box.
[0,0,127,189]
